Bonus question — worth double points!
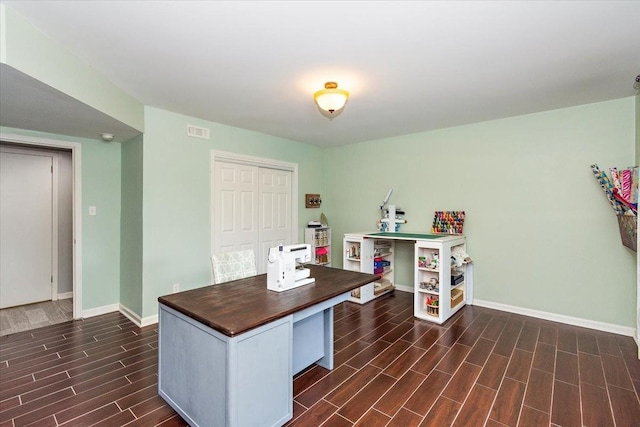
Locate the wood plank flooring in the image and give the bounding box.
[1,291,639,426]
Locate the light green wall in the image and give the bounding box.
[81,135,122,310]
[326,97,637,328]
[0,126,122,311]
[0,5,144,132]
[138,107,326,318]
[120,134,144,315]
[3,97,637,328]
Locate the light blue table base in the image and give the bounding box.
[158,292,349,427]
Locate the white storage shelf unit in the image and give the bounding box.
[414,235,473,324]
[343,231,473,318]
[343,234,395,304]
[305,227,331,266]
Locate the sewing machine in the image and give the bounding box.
[267,244,315,292]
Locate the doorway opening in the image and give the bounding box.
[0,133,82,335]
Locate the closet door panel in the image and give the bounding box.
[257,169,292,273]
[212,162,259,254]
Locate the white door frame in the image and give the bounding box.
[0,133,82,319]
[210,150,298,276]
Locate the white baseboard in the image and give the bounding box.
[390,286,635,338]
[79,292,636,340]
[141,314,159,327]
[473,299,636,337]
[81,303,157,327]
[119,304,158,328]
[57,292,73,300]
[82,303,119,319]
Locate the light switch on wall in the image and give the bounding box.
[89,206,97,216]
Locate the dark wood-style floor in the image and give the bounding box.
[1,291,639,426]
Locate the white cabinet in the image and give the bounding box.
[305,227,331,266]
[414,235,472,324]
[343,234,395,304]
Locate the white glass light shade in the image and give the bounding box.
[314,82,349,115]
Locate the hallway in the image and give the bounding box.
[0,299,73,336]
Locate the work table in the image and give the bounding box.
[157,265,381,427]
[158,265,380,336]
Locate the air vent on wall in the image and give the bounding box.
[187,124,210,140]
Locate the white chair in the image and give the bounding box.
[210,249,257,284]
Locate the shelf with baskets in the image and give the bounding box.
[414,235,472,324]
[305,227,331,266]
[343,234,395,304]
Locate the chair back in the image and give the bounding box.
[211,249,257,284]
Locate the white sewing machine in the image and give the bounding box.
[267,244,315,292]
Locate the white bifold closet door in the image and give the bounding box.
[212,161,292,274]
[0,150,53,308]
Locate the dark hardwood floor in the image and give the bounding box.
[1,291,639,426]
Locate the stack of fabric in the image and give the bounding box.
[590,164,637,216]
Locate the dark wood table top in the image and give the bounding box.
[158,265,381,337]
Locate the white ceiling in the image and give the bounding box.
[2,1,639,147]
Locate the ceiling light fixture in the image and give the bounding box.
[314,82,349,119]
[100,133,115,142]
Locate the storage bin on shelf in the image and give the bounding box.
[451,270,464,287]
[425,295,439,316]
[315,247,329,264]
[374,280,394,295]
[373,257,391,274]
[451,288,464,308]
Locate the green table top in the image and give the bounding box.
[367,232,448,239]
